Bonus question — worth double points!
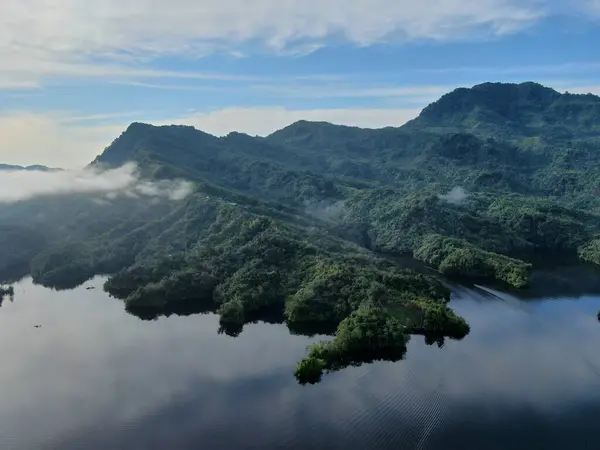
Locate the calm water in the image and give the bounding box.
[1,274,600,450]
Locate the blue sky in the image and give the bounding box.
[1,0,599,167]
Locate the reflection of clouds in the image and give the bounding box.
[1,278,600,449]
[0,277,320,448]
[424,289,600,410]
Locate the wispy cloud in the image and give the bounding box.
[0,163,194,204]
[59,112,148,123]
[0,57,265,90]
[585,0,600,13]
[118,80,454,102]
[0,0,550,88]
[414,61,600,76]
[248,84,453,100]
[0,111,123,168]
[438,186,470,205]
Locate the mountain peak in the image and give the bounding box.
[92,122,219,168]
[417,81,561,122]
[267,120,368,147]
[406,81,600,139]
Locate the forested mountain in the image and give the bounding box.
[408,81,600,140]
[2,81,600,382]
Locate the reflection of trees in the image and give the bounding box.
[126,299,215,322]
[0,285,14,307]
[294,305,469,385]
[125,299,469,385]
[423,332,446,348]
[517,263,600,299]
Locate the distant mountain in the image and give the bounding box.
[0,164,62,172]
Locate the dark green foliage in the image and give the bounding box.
[100,204,456,341]
[411,299,470,339]
[0,225,47,283]
[295,305,411,384]
[338,187,600,287]
[0,285,14,297]
[3,81,600,381]
[414,234,531,288]
[408,82,600,140]
[579,239,600,265]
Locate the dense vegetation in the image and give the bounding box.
[0,285,13,297]
[1,81,600,381]
[580,239,600,265]
[102,203,468,338]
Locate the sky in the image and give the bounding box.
[1,0,600,168]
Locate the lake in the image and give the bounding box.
[1,271,600,450]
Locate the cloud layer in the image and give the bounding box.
[0,0,556,87]
[0,163,193,204]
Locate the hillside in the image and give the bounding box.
[406,81,600,141]
[1,81,600,382]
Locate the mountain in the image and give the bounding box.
[1,81,600,383]
[405,81,600,141]
[0,164,61,172]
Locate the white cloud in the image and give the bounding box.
[0,112,122,168]
[0,0,546,87]
[438,186,470,205]
[586,0,600,13]
[250,84,453,100]
[0,163,194,204]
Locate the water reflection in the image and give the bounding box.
[0,271,599,449]
[0,287,14,307]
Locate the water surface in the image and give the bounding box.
[1,274,600,450]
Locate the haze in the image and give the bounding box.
[0,163,194,204]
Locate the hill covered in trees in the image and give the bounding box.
[1,81,600,382]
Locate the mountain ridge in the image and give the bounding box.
[93,81,600,155]
[0,164,61,172]
[87,82,600,205]
[2,80,600,382]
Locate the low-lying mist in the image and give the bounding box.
[0,163,194,204]
[438,186,469,205]
[304,199,346,221]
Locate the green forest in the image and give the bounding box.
[1,81,600,382]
